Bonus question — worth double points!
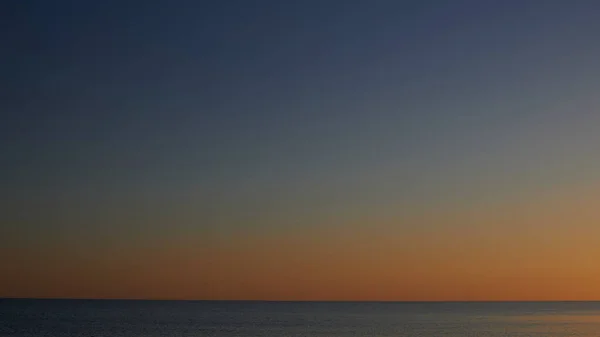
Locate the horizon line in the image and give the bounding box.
[2,297,600,303]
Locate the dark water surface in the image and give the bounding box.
[2,299,600,336]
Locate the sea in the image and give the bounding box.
[2,300,600,336]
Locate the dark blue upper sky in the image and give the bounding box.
[3,0,600,245]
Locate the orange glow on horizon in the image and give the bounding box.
[2,184,600,301]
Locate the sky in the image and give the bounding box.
[2,0,600,301]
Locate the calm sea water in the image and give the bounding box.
[2,300,600,336]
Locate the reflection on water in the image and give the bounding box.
[516,313,600,323]
[2,300,600,337]
[488,312,600,336]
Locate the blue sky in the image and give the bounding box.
[2,0,600,299]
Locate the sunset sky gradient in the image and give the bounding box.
[2,0,600,301]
